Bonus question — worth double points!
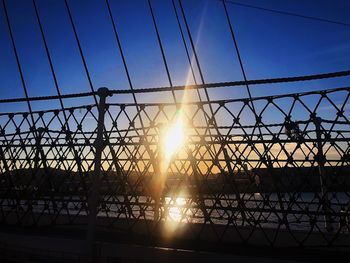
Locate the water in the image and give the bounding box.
[2,192,349,232]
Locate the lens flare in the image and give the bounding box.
[166,197,186,222]
[163,117,185,163]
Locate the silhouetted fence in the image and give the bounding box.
[1,0,350,250]
[1,83,350,248]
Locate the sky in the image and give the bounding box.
[0,0,350,113]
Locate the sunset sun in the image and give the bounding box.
[163,116,185,163]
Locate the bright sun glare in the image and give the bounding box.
[166,197,186,222]
[163,116,185,163]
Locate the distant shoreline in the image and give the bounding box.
[1,165,350,195]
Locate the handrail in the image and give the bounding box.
[1,69,349,104]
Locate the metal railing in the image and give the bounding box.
[0,83,350,249]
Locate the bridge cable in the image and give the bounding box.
[177,0,219,126]
[106,0,171,222]
[105,0,142,110]
[223,0,350,28]
[1,70,350,105]
[32,0,86,187]
[171,0,198,87]
[172,0,210,106]
[148,0,177,103]
[1,0,37,133]
[105,0,150,134]
[222,0,278,172]
[171,0,210,118]
[222,0,263,139]
[105,0,152,175]
[178,0,236,230]
[222,0,291,227]
[222,0,283,228]
[64,0,98,105]
[177,0,270,184]
[108,69,350,94]
[178,0,227,167]
[32,0,71,131]
[172,0,221,169]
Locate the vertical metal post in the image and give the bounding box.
[34,128,45,169]
[86,88,109,260]
[314,117,333,232]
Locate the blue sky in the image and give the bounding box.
[0,0,350,112]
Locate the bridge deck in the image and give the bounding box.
[0,224,349,263]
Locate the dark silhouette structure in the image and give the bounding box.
[0,0,350,262]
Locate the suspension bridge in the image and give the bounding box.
[0,0,350,262]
